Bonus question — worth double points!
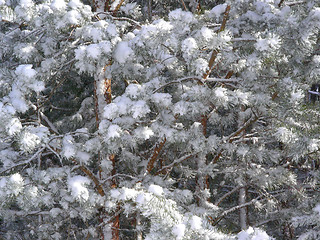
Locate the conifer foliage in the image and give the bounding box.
[0,0,319,239]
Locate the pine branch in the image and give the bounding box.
[215,186,242,206]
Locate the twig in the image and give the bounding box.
[215,186,242,206]
[180,0,188,11]
[211,196,261,225]
[155,153,194,175]
[146,138,166,173]
[0,147,45,175]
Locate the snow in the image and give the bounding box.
[62,135,76,158]
[210,4,227,18]
[66,10,80,25]
[76,151,91,164]
[131,100,150,119]
[152,93,172,107]
[215,87,227,99]
[182,37,198,59]
[114,41,133,64]
[68,176,90,201]
[169,9,195,24]
[110,189,121,199]
[68,0,81,9]
[99,41,112,54]
[15,64,36,79]
[50,0,66,11]
[19,0,33,8]
[172,223,186,239]
[237,227,273,240]
[148,184,163,196]
[0,0,5,5]
[107,124,122,139]
[314,204,320,215]
[190,216,202,230]
[7,118,22,136]
[103,103,119,120]
[9,86,28,113]
[20,131,41,152]
[125,84,141,98]
[10,173,23,184]
[194,58,208,75]
[86,44,101,59]
[134,126,154,140]
[136,193,145,204]
[173,101,188,116]
[110,0,121,11]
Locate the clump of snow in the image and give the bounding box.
[106,124,122,139]
[110,189,121,199]
[169,9,195,24]
[173,101,188,116]
[255,36,281,52]
[148,184,163,196]
[172,223,186,240]
[19,0,33,8]
[86,44,101,59]
[15,64,36,79]
[20,131,41,152]
[62,135,76,158]
[134,126,154,140]
[68,176,90,201]
[136,193,145,204]
[152,93,172,107]
[9,86,28,113]
[76,151,91,164]
[190,216,202,230]
[125,84,141,98]
[50,0,66,11]
[314,204,320,215]
[66,10,81,25]
[114,41,133,64]
[182,37,198,60]
[7,118,22,136]
[215,87,228,102]
[210,4,228,19]
[68,0,82,9]
[275,127,295,143]
[237,227,273,240]
[131,100,150,119]
[9,173,24,196]
[194,58,208,75]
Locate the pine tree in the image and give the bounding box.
[0,0,319,239]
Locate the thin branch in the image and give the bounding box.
[179,0,188,11]
[0,147,45,175]
[215,186,242,206]
[155,153,194,175]
[146,138,166,173]
[153,76,239,93]
[211,196,261,225]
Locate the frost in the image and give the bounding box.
[275,127,295,143]
[215,87,228,102]
[148,184,163,196]
[172,223,186,240]
[19,0,33,8]
[114,41,133,64]
[110,189,121,199]
[68,176,90,201]
[173,101,188,116]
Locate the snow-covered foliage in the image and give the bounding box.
[0,0,319,239]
